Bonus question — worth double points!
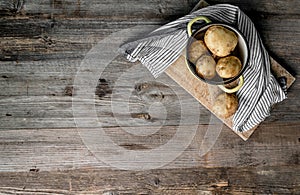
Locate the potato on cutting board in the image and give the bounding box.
[212,93,239,118]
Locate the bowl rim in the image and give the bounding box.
[186,22,250,85]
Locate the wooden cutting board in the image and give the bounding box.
[165,55,295,140]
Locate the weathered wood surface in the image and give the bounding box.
[0,0,299,194]
[0,166,299,194]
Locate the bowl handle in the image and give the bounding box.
[218,75,244,93]
[187,16,211,37]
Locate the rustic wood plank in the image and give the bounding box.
[0,0,199,20]
[0,59,216,130]
[210,0,300,15]
[0,66,298,130]
[1,0,299,19]
[0,166,299,194]
[0,122,299,172]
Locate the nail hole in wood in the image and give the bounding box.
[99,78,106,82]
[154,177,160,186]
[64,86,74,96]
[29,168,39,172]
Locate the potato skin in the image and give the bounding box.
[195,54,216,79]
[216,56,242,78]
[188,40,209,64]
[204,26,238,57]
[212,93,239,118]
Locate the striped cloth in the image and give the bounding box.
[119,4,287,132]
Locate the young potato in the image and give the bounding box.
[188,40,209,64]
[216,56,242,78]
[212,93,239,118]
[195,54,216,79]
[204,25,238,57]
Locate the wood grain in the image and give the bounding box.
[0,0,299,194]
[0,122,299,171]
[0,166,299,194]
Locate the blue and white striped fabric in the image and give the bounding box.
[119,4,287,132]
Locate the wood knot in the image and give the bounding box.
[135,83,149,92]
[39,34,55,46]
[149,91,165,100]
[95,78,112,98]
[134,82,170,103]
[131,113,151,120]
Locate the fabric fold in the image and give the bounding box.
[119,4,287,132]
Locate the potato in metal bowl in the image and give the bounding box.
[204,25,238,57]
[188,40,209,64]
[195,54,216,80]
[216,56,242,79]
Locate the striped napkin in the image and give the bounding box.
[119,4,287,132]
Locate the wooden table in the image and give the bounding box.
[0,0,299,194]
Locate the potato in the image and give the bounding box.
[212,93,239,118]
[195,54,216,79]
[204,26,238,57]
[216,56,242,78]
[188,40,209,64]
